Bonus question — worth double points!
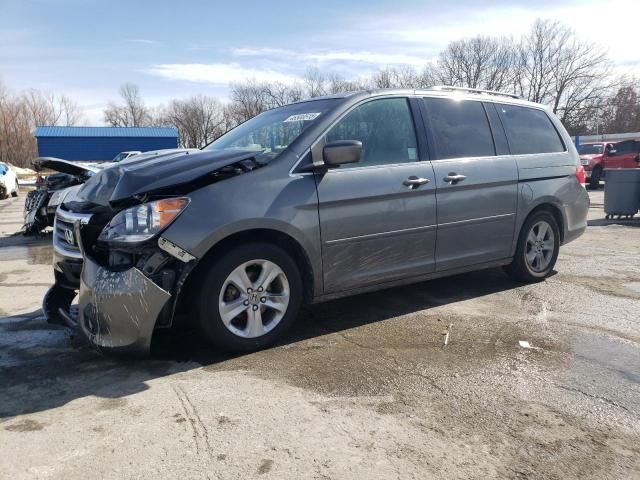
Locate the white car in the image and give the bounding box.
[111,151,141,163]
[0,162,19,199]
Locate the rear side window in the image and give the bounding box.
[614,141,634,154]
[325,98,418,167]
[497,104,565,155]
[423,98,495,160]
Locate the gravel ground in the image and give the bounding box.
[0,189,638,479]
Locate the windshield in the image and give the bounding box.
[112,153,128,162]
[204,99,339,162]
[578,144,603,155]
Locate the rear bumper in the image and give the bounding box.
[78,256,171,356]
[562,182,590,246]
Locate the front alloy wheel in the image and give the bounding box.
[194,242,302,353]
[219,260,290,338]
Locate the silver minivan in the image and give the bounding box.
[51,86,589,355]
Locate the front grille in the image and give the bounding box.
[55,218,80,252]
[24,190,47,215]
[53,208,93,259]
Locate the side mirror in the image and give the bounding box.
[322,140,362,167]
[607,149,617,156]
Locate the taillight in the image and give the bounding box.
[575,165,586,184]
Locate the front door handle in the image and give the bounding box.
[444,172,467,184]
[403,176,430,189]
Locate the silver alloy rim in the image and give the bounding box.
[525,221,555,272]
[218,259,290,338]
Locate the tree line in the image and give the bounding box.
[0,85,82,168]
[2,18,639,168]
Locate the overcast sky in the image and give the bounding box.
[1,0,638,124]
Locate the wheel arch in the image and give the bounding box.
[521,202,565,244]
[178,228,316,312]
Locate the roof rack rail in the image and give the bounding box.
[430,85,521,100]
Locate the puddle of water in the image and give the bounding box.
[0,244,53,265]
[561,332,640,415]
[624,282,640,294]
[572,332,640,385]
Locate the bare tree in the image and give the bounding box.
[159,95,227,148]
[227,80,269,124]
[598,78,640,134]
[103,83,151,127]
[432,36,519,91]
[516,19,612,128]
[262,81,304,107]
[58,95,83,126]
[0,83,85,167]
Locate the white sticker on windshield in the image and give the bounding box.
[283,112,322,122]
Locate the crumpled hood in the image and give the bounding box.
[33,157,100,177]
[78,148,259,206]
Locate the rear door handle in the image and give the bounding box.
[444,173,467,184]
[403,176,430,189]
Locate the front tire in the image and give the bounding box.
[504,211,560,283]
[193,242,303,353]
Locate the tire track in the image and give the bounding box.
[172,384,214,460]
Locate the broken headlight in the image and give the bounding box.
[98,197,190,244]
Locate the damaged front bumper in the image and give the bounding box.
[78,255,171,356]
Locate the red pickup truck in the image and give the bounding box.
[578,140,640,188]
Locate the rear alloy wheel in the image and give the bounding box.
[505,211,560,283]
[194,242,302,353]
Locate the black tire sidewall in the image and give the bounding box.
[194,242,303,353]
[510,211,560,282]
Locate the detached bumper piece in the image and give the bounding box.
[78,256,171,356]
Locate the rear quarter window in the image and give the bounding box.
[423,98,495,160]
[497,104,565,155]
[614,141,634,154]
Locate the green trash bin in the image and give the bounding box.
[604,168,640,219]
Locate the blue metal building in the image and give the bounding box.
[34,126,179,161]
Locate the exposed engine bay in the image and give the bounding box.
[23,158,99,235]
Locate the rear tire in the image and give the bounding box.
[588,166,602,189]
[193,242,303,353]
[504,210,560,283]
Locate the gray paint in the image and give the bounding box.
[314,161,437,292]
[430,155,518,270]
[73,88,590,354]
[78,256,170,352]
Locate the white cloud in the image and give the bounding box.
[146,63,299,85]
[126,38,161,45]
[305,51,427,67]
[231,47,292,57]
[230,46,428,68]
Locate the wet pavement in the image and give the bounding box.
[0,190,639,479]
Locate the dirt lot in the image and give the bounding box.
[0,189,638,479]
